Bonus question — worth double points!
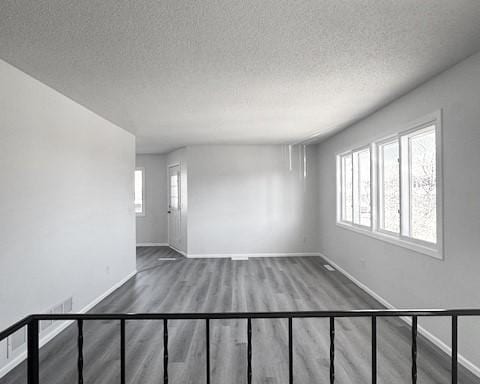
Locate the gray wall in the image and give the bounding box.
[187,145,318,256]
[135,154,168,244]
[315,51,480,368]
[0,59,136,368]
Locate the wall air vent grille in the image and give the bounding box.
[10,328,26,351]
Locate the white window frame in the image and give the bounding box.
[337,145,373,230]
[336,110,443,260]
[169,170,180,211]
[135,167,146,217]
[376,135,401,238]
[338,152,352,223]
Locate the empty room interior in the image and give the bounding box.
[2,1,480,383]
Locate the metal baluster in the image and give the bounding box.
[372,317,377,384]
[452,316,458,384]
[27,320,39,384]
[121,320,126,384]
[164,319,168,384]
[330,317,335,384]
[247,318,252,384]
[206,319,210,384]
[78,320,84,384]
[411,316,417,384]
[289,317,293,384]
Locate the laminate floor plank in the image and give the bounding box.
[1,246,479,384]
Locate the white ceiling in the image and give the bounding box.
[1,1,480,154]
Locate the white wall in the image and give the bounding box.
[187,145,318,256]
[136,154,168,245]
[315,51,480,368]
[0,60,136,369]
[166,148,188,253]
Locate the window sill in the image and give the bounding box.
[335,222,443,260]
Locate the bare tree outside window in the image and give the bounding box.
[380,141,400,233]
[410,129,436,243]
[337,119,439,254]
[342,155,353,222]
[358,149,371,226]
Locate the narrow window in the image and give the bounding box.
[134,168,145,216]
[378,140,400,233]
[402,126,437,243]
[169,173,179,210]
[353,148,371,227]
[341,154,353,222]
[340,148,371,226]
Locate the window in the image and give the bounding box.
[339,147,371,227]
[355,148,371,226]
[378,140,400,234]
[134,168,145,216]
[402,126,437,243]
[169,173,179,210]
[340,154,353,222]
[336,112,442,258]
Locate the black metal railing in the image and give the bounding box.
[0,309,478,384]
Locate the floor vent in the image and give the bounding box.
[158,258,176,261]
[232,256,249,261]
[324,264,335,271]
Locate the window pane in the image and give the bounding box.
[341,154,353,222]
[380,141,400,233]
[170,174,179,210]
[410,128,436,243]
[357,149,371,226]
[353,152,359,223]
[134,169,143,213]
[353,149,371,226]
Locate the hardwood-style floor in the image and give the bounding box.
[2,246,479,383]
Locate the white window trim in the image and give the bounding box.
[135,167,146,217]
[337,145,373,230]
[336,110,444,260]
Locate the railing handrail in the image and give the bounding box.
[28,308,480,319]
[0,308,473,384]
[2,308,480,340]
[0,316,32,342]
[28,308,480,320]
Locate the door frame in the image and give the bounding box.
[167,163,181,249]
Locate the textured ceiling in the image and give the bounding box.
[1,1,480,154]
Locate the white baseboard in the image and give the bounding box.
[320,252,480,379]
[77,270,137,313]
[136,242,169,247]
[144,244,321,259]
[187,252,322,258]
[0,270,137,379]
[168,244,188,257]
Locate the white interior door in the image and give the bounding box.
[168,165,181,250]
